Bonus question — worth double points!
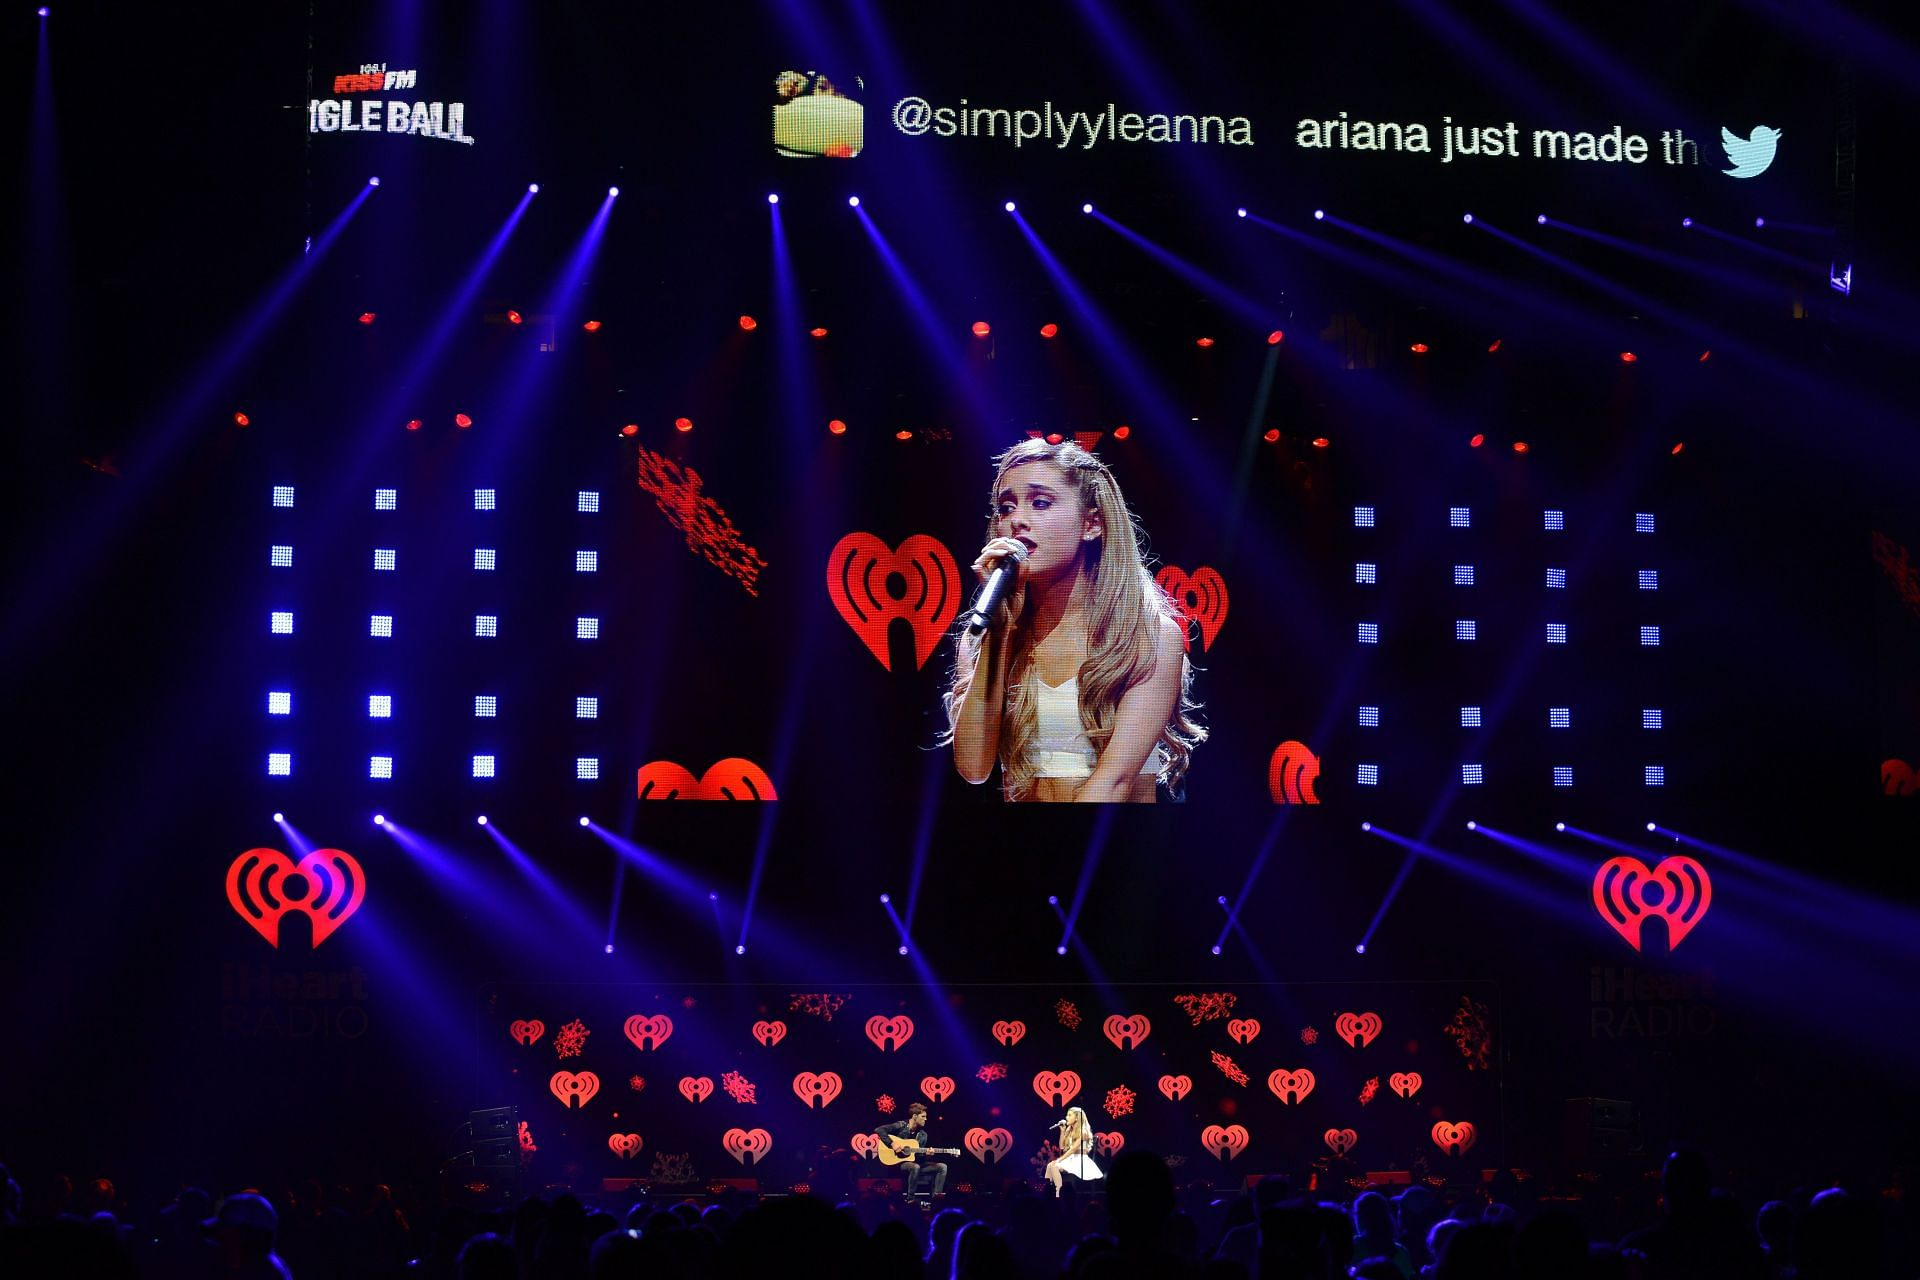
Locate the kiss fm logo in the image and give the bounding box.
[308,63,475,145]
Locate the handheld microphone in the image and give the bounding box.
[956,545,1028,635]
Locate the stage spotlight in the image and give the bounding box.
[1647,821,1657,832]
[39,6,49,14]
[1699,350,1712,362]
[1682,217,1693,228]
[735,944,746,955]
[1217,895,1228,905]
[1410,342,1429,353]
[405,418,421,431]
[1469,433,1485,448]
[1361,822,1372,832]
[578,816,590,827]
[1555,821,1568,832]
[1210,945,1222,955]
[1466,820,1477,831]
[454,412,473,428]
[620,423,637,436]
[583,320,602,332]
[1267,330,1284,345]
[708,892,718,901]
[972,321,991,337]
[368,176,380,187]
[879,893,891,904]
[1311,437,1330,449]
[373,814,386,825]
[273,812,285,823]
[1513,441,1530,454]
[1195,336,1215,348]
[894,429,913,441]
[233,411,250,427]
[767,193,779,204]
[1313,209,1325,220]
[1047,895,1059,905]
[1113,425,1130,440]
[1462,213,1474,224]
[1039,323,1058,338]
[506,310,523,325]
[529,183,540,194]
[1755,216,1766,228]
[604,944,614,954]
[1236,207,1247,218]
[738,315,757,331]
[1263,428,1279,443]
[847,195,860,207]
[1670,441,1686,456]
[1004,201,1016,212]
[828,419,847,435]
[477,815,488,826]
[674,417,693,432]
[608,186,619,196]
[1056,946,1068,955]
[1620,351,1638,363]
[1081,202,1092,214]
[1536,214,1547,225]
[1045,432,1064,445]
[358,311,376,325]
[1487,338,1502,352]
[1355,943,1367,954]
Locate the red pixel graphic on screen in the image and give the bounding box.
[636,759,777,800]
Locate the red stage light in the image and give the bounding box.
[358,312,376,325]
[1410,343,1429,354]
[1619,351,1638,363]
[1671,441,1685,456]
[1196,337,1215,348]
[1698,350,1712,362]
[232,411,250,427]
[674,417,693,432]
[507,310,523,325]
[971,321,991,337]
[1512,440,1530,454]
[1263,428,1280,443]
[1113,425,1131,441]
[1469,433,1485,448]
[1267,330,1284,345]
[738,315,757,332]
[828,419,847,435]
[895,429,914,441]
[1311,437,1330,449]
[1487,338,1501,353]
[1046,433,1064,445]
[454,413,473,428]
[621,423,638,437]
[1039,323,1059,338]
[583,320,602,332]
[405,418,423,432]
[810,327,829,338]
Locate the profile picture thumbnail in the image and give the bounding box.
[773,69,864,158]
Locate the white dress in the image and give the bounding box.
[1057,1149,1104,1181]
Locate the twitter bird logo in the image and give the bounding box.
[1721,125,1782,178]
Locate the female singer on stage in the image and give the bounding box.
[1044,1106,1103,1196]
[944,439,1205,802]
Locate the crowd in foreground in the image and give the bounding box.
[0,1149,1911,1278]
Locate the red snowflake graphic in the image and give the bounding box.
[1445,995,1494,1071]
[628,1075,646,1093]
[1173,993,1239,1026]
[636,449,768,596]
[789,993,852,1021]
[517,1121,537,1157]
[1055,999,1082,1030]
[875,1094,897,1115]
[720,1071,758,1104]
[553,1018,590,1059]
[1103,1085,1137,1119]
[1210,1050,1250,1086]
[1358,1077,1380,1106]
[1300,1026,1320,1046]
[975,1063,1008,1083]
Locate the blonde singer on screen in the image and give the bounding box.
[943,439,1204,802]
[1044,1106,1104,1196]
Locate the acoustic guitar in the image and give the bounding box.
[872,1135,963,1167]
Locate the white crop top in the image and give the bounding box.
[1031,676,1163,779]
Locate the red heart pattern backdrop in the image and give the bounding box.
[723,1128,772,1165]
[1389,1072,1423,1099]
[1226,1018,1261,1046]
[678,1076,714,1103]
[752,1020,786,1047]
[607,1133,643,1159]
[850,1134,880,1158]
[226,847,367,948]
[1158,1074,1193,1101]
[1324,1128,1359,1156]
[964,1127,1014,1164]
[1267,741,1323,805]
[624,1014,674,1051]
[1432,1121,1478,1156]
[826,533,963,672]
[1153,566,1229,652]
[509,1019,545,1046]
[992,1020,1026,1047]
[865,1015,915,1051]
[1335,1012,1382,1049]
[635,759,777,801]
[1094,1131,1125,1159]
[1103,1014,1151,1050]
[1592,856,1713,951]
[1267,1068,1315,1104]
[1202,1124,1250,1161]
[550,1071,600,1109]
[792,1071,844,1108]
[920,1076,955,1103]
[1032,1070,1083,1106]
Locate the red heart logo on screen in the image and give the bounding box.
[226,847,366,948]
[792,1071,844,1108]
[636,758,777,800]
[752,1020,786,1047]
[678,1076,714,1104]
[992,1020,1026,1047]
[1154,566,1229,652]
[722,1127,772,1165]
[826,532,963,672]
[1102,1014,1151,1050]
[1390,1072,1423,1099]
[1094,1131,1125,1159]
[1225,1018,1261,1046]
[1323,1128,1358,1157]
[964,1127,1014,1163]
[624,1014,674,1051]
[920,1076,955,1103]
[1267,1068,1316,1104]
[865,1015,915,1051]
[1158,1074,1193,1101]
[1201,1124,1249,1161]
[1268,741,1323,805]
[1334,1012,1382,1048]
[1032,1070,1082,1106]
[1592,856,1712,951]
[851,1133,880,1158]
[1884,759,1918,795]
[607,1133,643,1160]
[549,1071,600,1109]
[1431,1120,1477,1156]
[509,1019,545,1046]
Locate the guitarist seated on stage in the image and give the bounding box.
[872,1102,959,1196]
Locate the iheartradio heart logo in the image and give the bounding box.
[826,532,963,672]
[1032,1070,1082,1107]
[865,1014,915,1051]
[1201,1124,1249,1161]
[608,1133,643,1160]
[624,1014,674,1051]
[723,1127,772,1165]
[1158,1074,1193,1101]
[851,1133,880,1158]
[1226,1018,1261,1046]
[549,1071,600,1109]
[1593,856,1712,951]
[921,1076,955,1103]
[636,758,777,801]
[1885,759,1918,795]
[1094,1131,1125,1159]
[792,1071,844,1109]
[1268,741,1323,805]
[1267,1068,1316,1104]
[991,1020,1026,1047]
[964,1127,1014,1164]
[1154,566,1229,652]
[1102,1014,1151,1050]
[1323,1128,1359,1157]
[752,1020,787,1047]
[678,1076,714,1104]
[509,1020,545,1046]
[1431,1121,1477,1156]
[226,847,366,948]
[1335,1012,1382,1049]
[1389,1072,1423,1099]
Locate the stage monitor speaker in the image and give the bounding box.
[1564,1096,1637,1167]
[470,1106,518,1140]
[473,1138,516,1170]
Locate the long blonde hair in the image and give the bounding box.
[1062,1106,1093,1153]
[943,439,1206,799]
